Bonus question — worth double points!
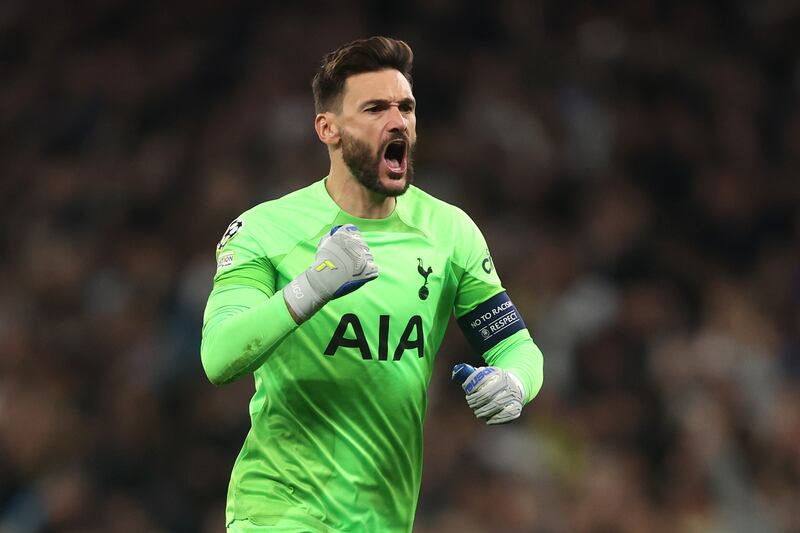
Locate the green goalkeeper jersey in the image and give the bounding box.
[201,178,543,532]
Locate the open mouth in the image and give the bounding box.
[382,140,407,176]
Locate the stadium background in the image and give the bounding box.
[1,1,799,531]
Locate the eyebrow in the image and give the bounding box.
[360,97,416,109]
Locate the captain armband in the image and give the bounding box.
[457,292,526,354]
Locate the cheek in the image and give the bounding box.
[356,122,382,140]
[408,117,418,136]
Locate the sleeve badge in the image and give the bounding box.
[217,218,244,250]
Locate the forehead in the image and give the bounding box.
[341,69,413,110]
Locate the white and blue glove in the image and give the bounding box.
[452,364,525,425]
[284,224,379,322]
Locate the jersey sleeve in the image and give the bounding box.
[212,216,276,295]
[201,213,298,385]
[452,210,544,404]
[452,211,504,317]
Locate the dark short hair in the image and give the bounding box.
[312,36,413,113]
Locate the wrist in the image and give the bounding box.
[506,370,526,400]
[283,270,326,322]
[283,292,303,325]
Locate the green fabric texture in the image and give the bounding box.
[201,178,544,532]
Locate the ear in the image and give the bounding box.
[315,113,340,146]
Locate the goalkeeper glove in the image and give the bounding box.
[453,364,525,425]
[284,224,379,322]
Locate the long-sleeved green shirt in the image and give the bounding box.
[201,178,543,532]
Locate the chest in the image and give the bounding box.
[276,231,454,312]
[276,232,454,366]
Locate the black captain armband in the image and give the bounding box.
[457,292,526,354]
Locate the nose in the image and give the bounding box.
[385,105,408,134]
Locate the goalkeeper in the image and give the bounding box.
[201,36,544,532]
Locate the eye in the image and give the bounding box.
[400,103,414,113]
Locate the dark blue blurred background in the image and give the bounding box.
[1,1,799,531]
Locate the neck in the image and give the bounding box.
[326,159,396,219]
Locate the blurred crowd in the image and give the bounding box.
[1,0,799,531]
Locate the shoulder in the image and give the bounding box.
[398,185,477,232]
[399,186,491,266]
[245,180,327,222]
[217,180,336,254]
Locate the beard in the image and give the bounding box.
[340,130,415,197]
